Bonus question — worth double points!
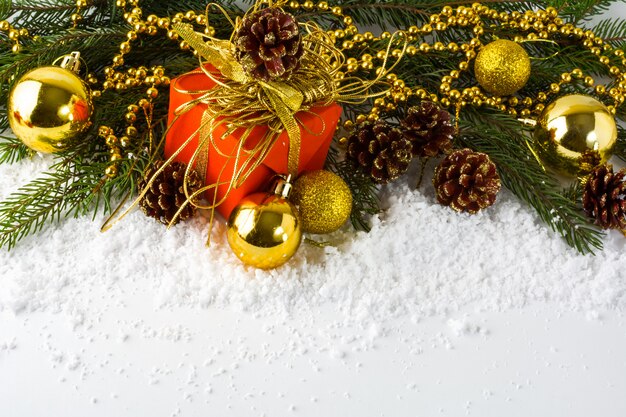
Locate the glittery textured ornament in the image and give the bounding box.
[291,170,353,234]
[533,94,617,177]
[474,39,531,96]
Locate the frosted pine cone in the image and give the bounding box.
[433,148,501,214]
[234,8,304,81]
[346,120,413,184]
[138,161,202,225]
[583,164,626,230]
[401,102,454,157]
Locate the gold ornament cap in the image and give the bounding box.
[533,94,617,177]
[474,39,531,97]
[7,51,93,154]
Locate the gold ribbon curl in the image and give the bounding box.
[103,1,407,242]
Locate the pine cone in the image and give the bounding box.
[582,164,626,230]
[234,8,304,82]
[401,102,454,157]
[346,120,413,184]
[138,161,203,225]
[433,148,501,214]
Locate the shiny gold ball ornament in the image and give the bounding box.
[533,94,617,176]
[227,177,302,269]
[474,39,531,96]
[291,170,352,234]
[7,52,93,153]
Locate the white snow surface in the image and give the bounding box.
[1,153,624,324]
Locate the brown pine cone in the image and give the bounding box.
[582,164,626,230]
[433,148,501,214]
[138,161,203,225]
[401,102,455,157]
[346,120,413,184]
[234,8,304,82]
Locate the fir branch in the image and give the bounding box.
[0,161,88,249]
[0,135,30,164]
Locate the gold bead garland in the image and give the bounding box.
[0,19,30,53]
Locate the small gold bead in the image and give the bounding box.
[180,40,190,50]
[289,1,300,9]
[561,73,572,83]
[571,68,583,78]
[520,109,531,117]
[167,30,179,40]
[120,41,131,54]
[448,42,459,53]
[419,43,431,53]
[595,85,606,94]
[550,83,560,93]
[440,97,451,107]
[610,66,620,75]
[112,55,124,66]
[125,112,137,123]
[421,24,433,34]
[147,87,159,99]
[105,166,118,178]
[599,56,610,65]
[508,97,519,106]
[158,18,170,29]
[355,114,367,124]
[91,90,102,98]
[106,135,119,146]
[11,44,21,53]
[458,61,469,71]
[103,80,115,90]
[584,76,595,86]
[98,126,112,137]
[331,6,342,15]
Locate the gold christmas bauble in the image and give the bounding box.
[474,39,531,96]
[227,192,302,269]
[291,170,352,234]
[533,94,617,176]
[8,65,93,153]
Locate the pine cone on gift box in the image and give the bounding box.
[582,164,626,230]
[433,148,501,214]
[234,8,304,82]
[346,120,413,184]
[401,101,455,157]
[138,161,202,225]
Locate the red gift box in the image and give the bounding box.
[164,66,342,219]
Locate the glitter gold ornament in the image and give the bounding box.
[474,39,531,96]
[291,170,352,234]
[7,52,93,153]
[227,177,302,269]
[533,94,617,176]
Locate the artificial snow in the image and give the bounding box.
[0,155,624,323]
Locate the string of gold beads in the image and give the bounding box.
[0,20,30,53]
[72,0,90,27]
